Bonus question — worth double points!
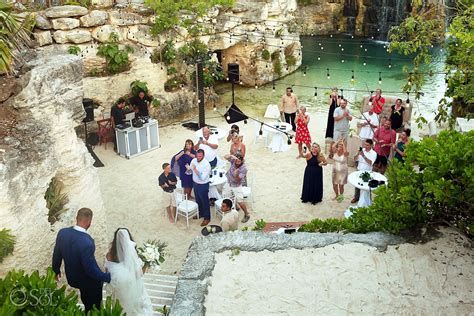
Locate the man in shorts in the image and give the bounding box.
[223,153,250,223]
[158,163,177,223]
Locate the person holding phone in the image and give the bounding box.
[172,139,196,199]
[194,126,219,168]
[351,139,377,204]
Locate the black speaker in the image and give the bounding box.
[82,98,94,123]
[224,104,248,124]
[228,63,239,83]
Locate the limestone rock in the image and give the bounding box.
[51,18,80,30]
[109,10,148,26]
[80,10,108,27]
[44,5,88,18]
[34,31,53,46]
[126,25,159,47]
[53,29,92,44]
[90,0,113,8]
[35,14,52,30]
[91,25,123,43]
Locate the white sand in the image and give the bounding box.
[205,230,474,315]
[95,111,354,273]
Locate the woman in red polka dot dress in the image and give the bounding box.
[295,106,312,158]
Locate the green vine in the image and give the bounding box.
[97,33,134,75]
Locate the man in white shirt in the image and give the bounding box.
[191,149,212,226]
[195,126,219,168]
[220,199,239,232]
[351,139,377,203]
[358,105,379,142]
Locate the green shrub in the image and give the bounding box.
[67,45,81,56]
[285,55,297,67]
[271,50,280,62]
[253,219,266,231]
[152,99,160,108]
[88,67,101,77]
[45,178,68,225]
[178,39,209,63]
[0,268,123,315]
[190,60,224,87]
[150,48,160,64]
[97,33,133,75]
[273,59,282,77]
[160,40,177,66]
[164,75,186,92]
[0,229,15,263]
[130,80,149,96]
[261,49,270,61]
[299,130,474,237]
[166,66,177,76]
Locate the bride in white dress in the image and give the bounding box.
[105,228,153,315]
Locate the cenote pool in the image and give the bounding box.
[217,35,446,121]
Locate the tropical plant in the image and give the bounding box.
[0,229,15,263]
[299,130,474,237]
[44,178,68,225]
[160,40,177,66]
[261,49,270,61]
[0,0,33,75]
[67,45,81,56]
[130,80,149,96]
[166,66,177,76]
[178,38,209,64]
[0,268,124,315]
[97,33,133,75]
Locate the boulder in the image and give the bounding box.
[53,29,92,44]
[90,0,114,8]
[80,10,108,27]
[109,10,148,26]
[34,31,53,46]
[35,14,52,30]
[126,25,159,47]
[91,25,123,43]
[51,18,80,30]
[44,5,88,18]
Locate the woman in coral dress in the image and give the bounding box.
[295,106,312,158]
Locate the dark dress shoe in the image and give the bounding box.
[200,219,210,226]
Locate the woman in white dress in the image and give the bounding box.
[105,228,153,315]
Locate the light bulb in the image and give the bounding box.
[341,59,345,63]
[213,106,217,111]
[368,101,373,106]
[226,115,231,120]
[317,56,321,60]
[303,71,306,76]
[244,119,248,124]
[327,75,330,80]
[363,61,367,66]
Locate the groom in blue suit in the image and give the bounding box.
[52,208,111,312]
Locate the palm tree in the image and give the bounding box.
[0,0,33,75]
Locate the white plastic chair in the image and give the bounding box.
[214,191,235,219]
[175,192,199,228]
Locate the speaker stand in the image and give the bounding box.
[83,120,104,168]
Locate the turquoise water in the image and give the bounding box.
[218,35,446,121]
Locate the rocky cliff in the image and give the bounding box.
[0,54,108,275]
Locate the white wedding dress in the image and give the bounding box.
[105,229,153,316]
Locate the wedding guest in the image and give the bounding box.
[325,88,340,140]
[158,163,177,223]
[230,132,246,158]
[351,139,377,204]
[358,105,379,143]
[393,128,411,163]
[295,106,312,159]
[220,199,239,232]
[333,98,352,145]
[172,139,196,198]
[191,149,211,226]
[279,87,299,131]
[331,141,349,202]
[389,98,406,131]
[223,153,250,223]
[195,126,219,168]
[373,118,396,174]
[129,90,152,117]
[52,208,111,312]
[369,89,385,114]
[301,143,327,204]
[226,124,240,142]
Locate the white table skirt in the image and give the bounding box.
[263,122,292,153]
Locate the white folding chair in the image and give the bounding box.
[175,191,199,228]
[214,191,235,219]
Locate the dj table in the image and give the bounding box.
[115,119,160,159]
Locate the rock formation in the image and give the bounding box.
[0,54,108,275]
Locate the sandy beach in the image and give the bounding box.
[95,110,355,274]
[204,230,474,315]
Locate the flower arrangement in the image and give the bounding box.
[359,171,372,182]
[137,240,166,271]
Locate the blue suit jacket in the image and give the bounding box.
[52,227,111,289]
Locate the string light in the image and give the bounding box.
[388,60,392,68]
[213,104,217,111]
[351,70,355,82]
[314,87,318,97]
[326,68,330,80]
[272,80,276,92]
[368,91,374,106]
[408,73,413,86]
[406,92,410,104]
[259,123,263,135]
[378,72,382,84]
[363,60,367,66]
[340,89,344,99]
[255,80,258,89]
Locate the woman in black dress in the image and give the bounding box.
[389,98,406,131]
[325,88,339,140]
[301,143,328,204]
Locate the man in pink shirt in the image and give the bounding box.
[373,118,396,174]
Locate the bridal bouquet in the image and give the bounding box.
[137,240,166,271]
